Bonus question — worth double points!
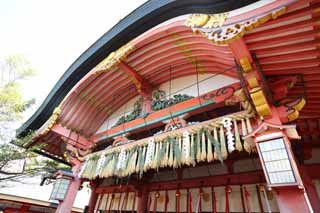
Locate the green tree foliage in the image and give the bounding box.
[0,55,69,185]
[0,54,36,141]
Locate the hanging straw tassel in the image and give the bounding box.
[165,139,170,167]
[223,118,235,153]
[233,119,243,152]
[241,119,247,136]
[168,137,174,167]
[177,136,182,167]
[181,135,186,165]
[139,146,147,178]
[183,131,191,166]
[219,126,228,160]
[196,131,201,162]
[241,119,251,153]
[105,154,114,177]
[161,139,169,168]
[200,129,207,161]
[173,137,181,168]
[206,129,222,162]
[99,155,111,178]
[206,130,214,162]
[144,138,155,171]
[111,152,119,177]
[95,155,106,177]
[79,159,88,178]
[190,133,196,167]
[136,146,142,174]
[246,117,253,133]
[156,141,164,171]
[129,148,138,175]
[152,141,159,169]
[213,127,219,160]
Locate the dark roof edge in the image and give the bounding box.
[17,0,257,137]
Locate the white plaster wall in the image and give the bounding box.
[158,74,238,98]
[96,74,238,134]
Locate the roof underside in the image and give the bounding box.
[17,0,258,137]
[58,23,236,137]
[57,0,320,137]
[22,0,320,162]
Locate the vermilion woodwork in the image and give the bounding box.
[56,164,82,213]
[51,124,94,149]
[93,82,241,142]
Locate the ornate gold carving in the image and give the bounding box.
[247,77,258,88]
[39,107,61,136]
[250,87,271,117]
[186,7,286,45]
[286,97,306,122]
[93,43,135,74]
[185,13,228,28]
[239,57,252,73]
[185,14,210,27]
[26,107,62,147]
[225,89,254,115]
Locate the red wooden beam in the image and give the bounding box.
[51,124,94,148]
[118,62,152,95]
[261,59,320,71]
[245,20,318,42]
[258,50,320,64]
[263,67,320,75]
[254,40,319,57]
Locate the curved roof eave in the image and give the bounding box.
[17,0,257,137]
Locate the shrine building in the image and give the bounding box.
[17,0,320,212]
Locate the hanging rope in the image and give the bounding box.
[164,190,169,213]
[132,192,136,213]
[188,189,193,213]
[104,193,110,212]
[147,193,152,213]
[211,187,216,213]
[94,194,103,212]
[195,60,203,107]
[117,193,123,212]
[244,186,251,213]
[108,193,115,213]
[261,185,272,213]
[225,186,231,213]
[153,192,159,213]
[176,190,181,213]
[195,188,203,213]
[121,192,129,212]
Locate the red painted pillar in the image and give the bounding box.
[87,182,99,213]
[274,187,313,213]
[300,166,320,212]
[56,163,82,213]
[136,187,149,213]
[142,93,152,115]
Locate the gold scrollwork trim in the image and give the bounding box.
[186,7,286,45]
[93,42,135,75]
[185,13,228,28]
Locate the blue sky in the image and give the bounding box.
[0,0,147,120]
